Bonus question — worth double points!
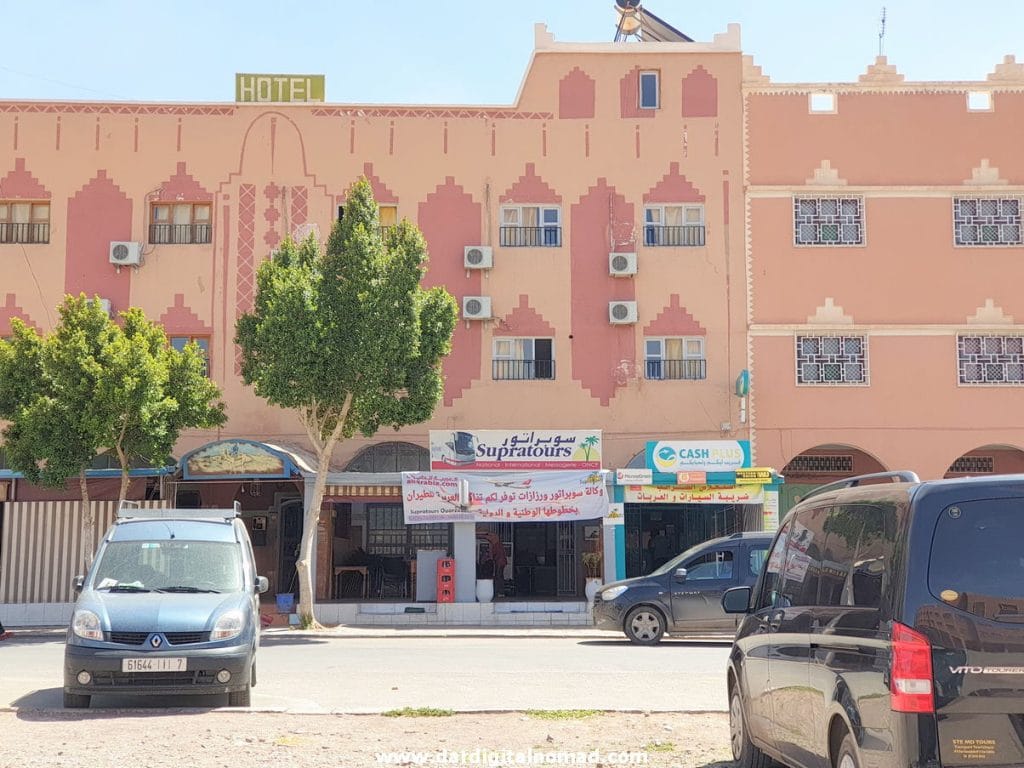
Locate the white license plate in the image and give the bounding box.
[121,657,187,673]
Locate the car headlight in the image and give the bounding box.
[72,610,103,641]
[212,610,245,640]
[600,585,628,601]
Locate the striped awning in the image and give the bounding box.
[324,484,401,498]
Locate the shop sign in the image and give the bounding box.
[615,468,652,485]
[762,488,780,532]
[182,439,291,479]
[403,470,609,523]
[736,467,774,483]
[676,471,707,485]
[624,484,764,505]
[235,73,325,102]
[429,430,601,471]
[646,440,750,473]
[605,503,625,526]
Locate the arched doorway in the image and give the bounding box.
[780,445,887,514]
[943,444,1024,478]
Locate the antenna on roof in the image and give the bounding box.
[878,7,887,57]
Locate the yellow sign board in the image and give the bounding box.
[735,467,774,483]
[235,74,325,103]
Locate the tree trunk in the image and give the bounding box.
[295,438,338,627]
[79,472,94,572]
[116,443,130,505]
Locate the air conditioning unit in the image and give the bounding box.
[109,241,142,266]
[464,245,493,270]
[609,300,638,324]
[609,252,638,277]
[462,296,492,320]
[98,298,112,315]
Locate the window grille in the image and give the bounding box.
[958,335,1024,385]
[948,456,994,474]
[796,335,868,385]
[954,197,1022,246]
[794,196,863,246]
[782,455,854,474]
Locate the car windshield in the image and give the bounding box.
[649,540,724,577]
[91,540,243,593]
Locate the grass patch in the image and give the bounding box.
[524,709,603,720]
[645,742,675,753]
[382,707,455,718]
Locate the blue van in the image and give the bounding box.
[63,505,268,709]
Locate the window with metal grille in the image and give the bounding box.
[644,204,705,246]
[958,335,1024,385]
[492,337,555,380]
[954,198,1022,246]
[169,335,210,377]
[0,201,49,244]
[150,203,211,244]
[345,442,429,472]
[644,337,706,380]
[948,456,994,474]
[796,335,868,385]
[783,455,854,474]
[499,205,561,247]
[366,503,449,559]
[793,196,864,246]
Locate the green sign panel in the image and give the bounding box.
[235,73,325,103]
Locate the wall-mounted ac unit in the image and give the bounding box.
[109,241,142,266]
[464,245,493,270]
[462,296,492,320]
[609,252,638,277]
[608,300,638,324]
[98,298,112,315]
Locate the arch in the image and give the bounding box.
[180,439,300,480]
[779,444,888,513]
[943,443,1024,478]
[344,441,429,473]
[626,450,646,469]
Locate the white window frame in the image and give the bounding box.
[644,336,705,380]
[499,205,562,247]
[492,337,554,380]
[795,335,869,387]
[952,197,1022,247]
[957,334,1024,386]
[639,70,660,110]
[809,92,836,114]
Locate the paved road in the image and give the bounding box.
[0,629,731,713]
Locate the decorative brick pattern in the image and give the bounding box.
[156,162,212,202]
[0,158,51,199]
[234,184,256,374]
[495,296,555,337]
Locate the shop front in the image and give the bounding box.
[611,440,782,579]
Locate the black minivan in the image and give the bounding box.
[723,471,1024,768]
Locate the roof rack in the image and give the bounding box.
[116,500,241,520]
[799,471,920,504]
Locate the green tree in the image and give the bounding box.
[236,178,458,625]
[0,295,227,564]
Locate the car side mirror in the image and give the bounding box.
[255,576,269,594]
[722,586,752,614]
[673,567,688,583]
[73,575,84,593]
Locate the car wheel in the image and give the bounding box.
[730,686,771,768]
[624,606,665,645]
[836,733,860,768]
[63,690,91,709]
[228,683,251,707]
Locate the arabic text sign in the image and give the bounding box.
[647,440,750,473]
[623,485,764,505]
[403,471,609,523]
[429,430,601,470]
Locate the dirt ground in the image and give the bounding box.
[0,711,733,768]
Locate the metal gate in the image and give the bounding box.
[556,521,577,596]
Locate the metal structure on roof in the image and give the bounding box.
[614,1,693,43]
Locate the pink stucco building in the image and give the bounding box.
[1,18,1022,623]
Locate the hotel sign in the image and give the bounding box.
[235,73,325,103]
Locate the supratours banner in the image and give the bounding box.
[402,470,610,524]
[428,430,602,470]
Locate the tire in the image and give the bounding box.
[623,606,665,645]
[730,686,772,768]
[228,683,251,707]
[835,733,860,768]
[63,690,91,709]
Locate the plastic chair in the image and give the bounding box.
[378,557,409,599]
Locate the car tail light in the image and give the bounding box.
[891,622,934,713]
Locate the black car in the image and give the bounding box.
[593,532,772,644]
[723,471,1024,768]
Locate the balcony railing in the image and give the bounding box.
[644,224,705,247]
[0,222,49,244]
[499,226,562,247]
[492,359,556,380]
[149,223,212,245]
[645,359,707,380]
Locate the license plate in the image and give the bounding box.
[121,657,186,673]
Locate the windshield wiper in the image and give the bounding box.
[155,586,221,593]
[97,584,151,592]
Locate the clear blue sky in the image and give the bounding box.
[1,1,1022,103]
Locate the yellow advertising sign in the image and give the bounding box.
[735,467,774,483]
[235,74,325,103]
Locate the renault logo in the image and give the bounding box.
[150,635,162,648]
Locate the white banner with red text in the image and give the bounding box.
[402,470,610,524]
